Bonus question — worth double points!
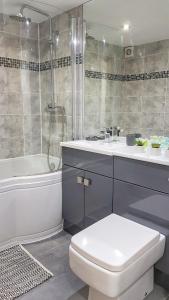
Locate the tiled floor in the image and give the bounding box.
[20,231,169,300]
[20,231,88,300]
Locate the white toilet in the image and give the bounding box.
[69,214,165,300]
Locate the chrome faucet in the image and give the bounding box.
[112,126,122,142]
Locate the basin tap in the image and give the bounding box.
[112,126,122,141]
[106,127,113,136]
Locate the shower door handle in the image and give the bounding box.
[76,176,84,185]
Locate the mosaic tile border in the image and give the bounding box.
[85,70,169,81]
[40,56,71,71]
[0,55,82,72]
[0,55,169,82]
[85,70,123,81]
[40,54,82,71]
[123,71,169,81]
[0,57,39,71]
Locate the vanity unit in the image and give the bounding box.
[62,140,169,289]
[62,141,169,232]
[62,147,113,233]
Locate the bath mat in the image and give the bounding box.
[0,244,53,300]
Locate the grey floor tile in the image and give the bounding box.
[20,271,86,300]
[19,231,169,300]
[20,231,87,300]
[147,284,169,300]
[68,286,89,300]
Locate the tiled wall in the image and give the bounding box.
[0,14,40,159]
[84,35,123,136]
[84,36,169,138]
[40,6,83,157]
[120,40,169,137]
[0,6,82,159]
[1,9,169,158]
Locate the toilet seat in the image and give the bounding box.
[71,214,160,272]
[69,214,165,299]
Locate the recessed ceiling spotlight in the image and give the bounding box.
[26,19,30,26]
[123,23,130,31]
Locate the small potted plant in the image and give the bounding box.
[135,138,147,153]
[150,136,161,156]
[161,137,169,158]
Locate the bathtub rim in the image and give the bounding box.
[0,170,62,193]
[0,153,61,181]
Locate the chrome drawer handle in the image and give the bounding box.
[84,178,92,187]
[76,176,84,185]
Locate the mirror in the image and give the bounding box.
[83,0,169,138]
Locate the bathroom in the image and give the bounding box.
[0,0,169,299]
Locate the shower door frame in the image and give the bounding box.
[71,7,84,140]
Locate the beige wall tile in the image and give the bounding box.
[142,96,165,113]
[124,57,144,74]
[0,115,23,138]
[144,53,168,73]
[143,79,166,96]
[141,113,164,130]
[0,93,23,114]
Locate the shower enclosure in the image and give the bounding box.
[0,3,83,246]
[10,3,65,172]
[0,3,83,174]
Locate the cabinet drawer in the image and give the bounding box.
[114,157,169,194]
[113,179,168,218]
[62,147,113,177]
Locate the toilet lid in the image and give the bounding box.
[70,214,160,272]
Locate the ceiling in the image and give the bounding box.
[84,0,169,46]
[0,0,89,22]
[1,0,169,45]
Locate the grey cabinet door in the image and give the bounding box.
[62,147,113,177]
[113,179,168,222]
[113,179,169,277]
[85,172,113,227]
[62,165,85,234]
[114,157,169,194]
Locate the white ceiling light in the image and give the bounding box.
[84,0,169,46]
[123,23,130,31]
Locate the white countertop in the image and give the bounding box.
[61,140,169,167]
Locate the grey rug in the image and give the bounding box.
[0,244,53,300]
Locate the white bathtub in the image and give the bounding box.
[0,154,62,248]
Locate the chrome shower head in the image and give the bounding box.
[9,14,31,24]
